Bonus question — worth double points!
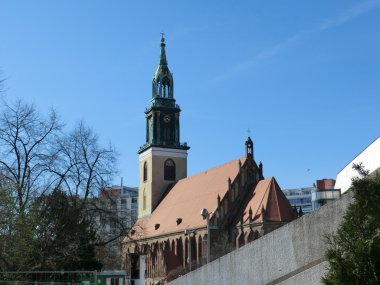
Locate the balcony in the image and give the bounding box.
[312,189,341,211]
[312,189,341,202]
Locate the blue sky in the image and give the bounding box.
[0,0,379,189]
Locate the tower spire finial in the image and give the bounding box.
[159,33,167,66]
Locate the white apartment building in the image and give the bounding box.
[335,136,380,193]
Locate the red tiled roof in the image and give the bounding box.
[127,157,246,241]
[238,177,296,225]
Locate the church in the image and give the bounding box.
[122,35,296,285]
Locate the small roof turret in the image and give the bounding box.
[245,136,254,158]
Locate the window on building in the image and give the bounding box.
[164,159,176,180]
[143,161,148,182]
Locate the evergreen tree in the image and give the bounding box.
[323,164,380,284]
[34,189,102,270]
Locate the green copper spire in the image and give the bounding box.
[152,34,173,98]
[139,34,189,154]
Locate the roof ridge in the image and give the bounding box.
[178,156,246,182]
[263,178,275,216]
[272,178,282,220]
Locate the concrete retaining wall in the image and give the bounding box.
[168,191,352,285]
[276,261,329,285]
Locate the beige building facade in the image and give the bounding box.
[138,147,188,218]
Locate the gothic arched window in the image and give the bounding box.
[143,161,148,182]
[164,159,176,181]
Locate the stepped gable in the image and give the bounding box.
[238,177,296,225]
[127,157,247,240]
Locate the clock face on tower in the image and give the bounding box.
[163,115,171,123]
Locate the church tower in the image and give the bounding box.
[138,35,190,218]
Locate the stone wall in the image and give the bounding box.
[167,191,352,285]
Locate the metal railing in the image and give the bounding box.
[0,271,97,285]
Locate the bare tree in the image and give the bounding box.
[46,121,120,268]
[0,100,62,214]
[51,121,117,205]
[0,99,119,271]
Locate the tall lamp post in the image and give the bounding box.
[200,208,210,264]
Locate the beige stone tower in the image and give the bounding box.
[138,35,189,218]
